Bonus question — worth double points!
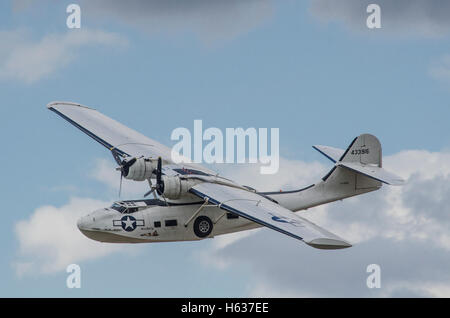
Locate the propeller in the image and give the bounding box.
[144,157,164,200]
[111,151,166,202]
[111,150,136,198]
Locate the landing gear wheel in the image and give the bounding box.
[193,216,213,238]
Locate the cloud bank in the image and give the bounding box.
[0,29,128,83]
[15,149,450,298]
[14,197,127,276]
[197,150,450,297]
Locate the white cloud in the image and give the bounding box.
[14,197,130,276]
[379,281,450,298]
[384,150,450,180]
[420,283,450,297]
[196,149,450,297]
[16,147,450,297]
[216,150,450,249]
[13,158,149,277]
[194,230,260,270]
[0,29,128,83]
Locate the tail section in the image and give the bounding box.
[314,133,404,186]
[266,133,404,212]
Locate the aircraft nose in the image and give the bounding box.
[77,215,88,230]
[77,209,105,231]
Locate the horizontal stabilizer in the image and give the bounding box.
[338,162,405,186]
[313,145,345,163]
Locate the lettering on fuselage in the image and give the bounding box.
[351,148,370,155]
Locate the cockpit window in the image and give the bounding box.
[110,203,127,213]
[110,203,140,214]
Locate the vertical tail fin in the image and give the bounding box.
[339,134,382,167]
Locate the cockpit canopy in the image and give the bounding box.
[110,203,130,213]
[110,199,168,214]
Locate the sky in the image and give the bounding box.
[1,0,450,297]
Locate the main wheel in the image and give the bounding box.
[193,216,213,238]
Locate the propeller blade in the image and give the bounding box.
[144,178,155,198]
[160,193,168,206]
[121,157,137,177]
[156,157,162,184]
[123,157,137,169]
[144,187,156,198]
[156,157,164,195]
[119,172,123,198]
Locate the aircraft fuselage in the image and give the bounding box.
[77,200,261,243]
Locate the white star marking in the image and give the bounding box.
[122,216,135,230]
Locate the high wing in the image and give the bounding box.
[190,182,352,249]
[47,101,214,174]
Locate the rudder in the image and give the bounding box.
[339,134,382,167]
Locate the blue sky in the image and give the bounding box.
[1,0,450,297]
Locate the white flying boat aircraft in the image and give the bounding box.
[47,101,404,249]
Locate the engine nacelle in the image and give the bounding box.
[160,176,198,200]
[124,158,157,181]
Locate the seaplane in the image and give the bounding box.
[47,101,404,249]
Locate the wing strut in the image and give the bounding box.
[184,198,213,227]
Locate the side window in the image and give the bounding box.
[154,221,161,228]
[165,219,178,227]
[226,212,239,219]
